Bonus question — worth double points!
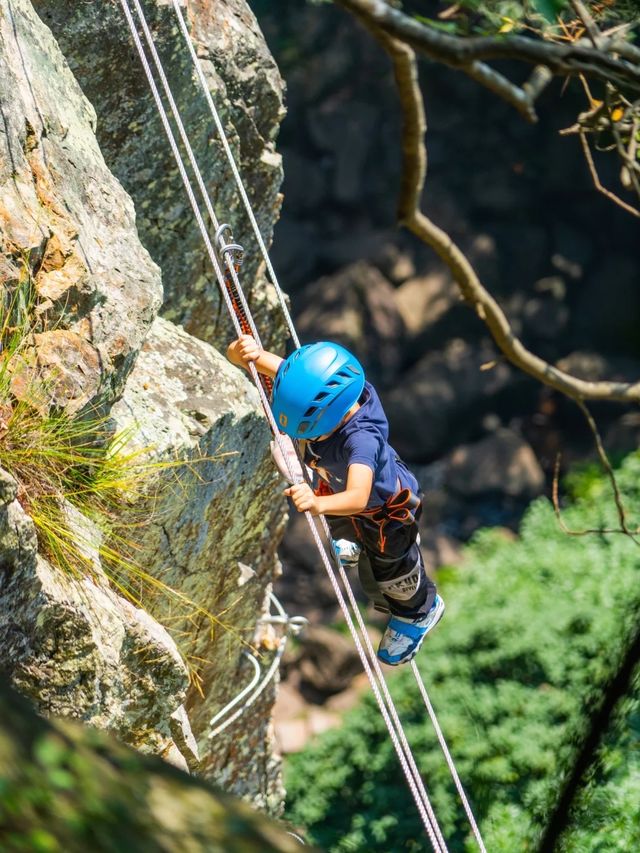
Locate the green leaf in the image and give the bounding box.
[532,0,566,21]
[26,830,61,853]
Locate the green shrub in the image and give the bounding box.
[558,671,640,853]
[285,454,640,851]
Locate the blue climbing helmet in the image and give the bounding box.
[272,342,365,439]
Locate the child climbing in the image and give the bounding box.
[226,334,444,666]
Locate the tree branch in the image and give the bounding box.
[537,619,640,852]
[339,16,640,404]
[335,0,640,93]
[465,60,539,122]
[574,398,638,538]
[571,0,601,49]
[579,129,640,217]
[341,1,542,121]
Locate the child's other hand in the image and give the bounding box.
[285,482,320,515]
[227,334,261,368]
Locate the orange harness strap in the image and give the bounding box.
[315,477,420,555]
[358,488,421,554]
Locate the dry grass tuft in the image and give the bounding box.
[1,271,246,685]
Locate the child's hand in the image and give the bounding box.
[227,334,262,368]
[285,482,320,515]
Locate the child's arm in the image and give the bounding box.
[226,334,283,379]
[285,464,374,517]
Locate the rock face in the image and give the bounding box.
[0,469,194,770]
[0,681,315,852]
[0,0,161,414]
[1,0,289,819]
[33,0,286,350]
[296,261,407,385]
[383,339,515,462]
[445,428,545,500]
[110,316,288,810]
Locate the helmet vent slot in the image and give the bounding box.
[304,405,318,417]
[298,421,311,434]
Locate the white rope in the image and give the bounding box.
[244,351,447,852]
[209,649,279,738]
[126,0,264,351]
[169,0,300,348]
[119,4,447,848]
[411,661,486,853]
[316,511,451,851]
[118,0,247,345]
[172,8,485,841]
[208,592,308,738]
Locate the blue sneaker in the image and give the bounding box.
[332,538,362,569]
[377,595,445,666]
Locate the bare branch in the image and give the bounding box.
[343,0,541,121]
[465,60,538,122]
[621,115,640,194]
[523,65,554,101]
[552,440,640,542]
[335,0,640,93]
[551,455,619,536]
[570,0,601,49]
[373,28,426,213]
[574,398,638,538]
[579,130,640,217]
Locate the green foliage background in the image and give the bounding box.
[285,453,640,851]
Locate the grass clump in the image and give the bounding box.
[1,273,238,687]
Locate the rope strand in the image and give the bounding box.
[169,0,300,348]
[411,661,486,852]
[119,3,444,845]
[128,0,265,350]
[117,3,483,848]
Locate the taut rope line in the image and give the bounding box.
[208,593,307,739]
[119,2,484,848]
[411,661,486,852]
[169,0,301,349]
[119,2,445,847]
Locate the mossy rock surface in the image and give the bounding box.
[0,682,316,853]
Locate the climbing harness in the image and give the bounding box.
[359,487,422,554]
[118,3,486,849]
[208,592,307,739]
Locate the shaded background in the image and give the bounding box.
[248,0,640,725]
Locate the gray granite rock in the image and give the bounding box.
[296,260,406,385]
[110,315,288,812]
[445,428,545,500]
[33,0,286,351]
[1,0,289,814]
[383,338,515,461]
[0,472,194,765]
[0,0,161,414]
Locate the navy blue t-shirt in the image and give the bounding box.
[303,382,419,509]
